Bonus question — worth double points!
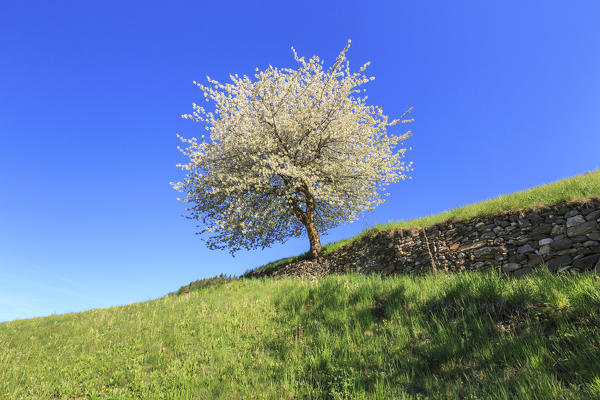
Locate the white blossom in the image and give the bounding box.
[171,39,414,257]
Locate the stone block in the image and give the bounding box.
[539,245,552,256]
[518,218,532,227]
[565,209,580,218]
[567,220,598,237]
[527,253,543,267]
[481,232,496,240]
[588,232,600,241]
[502,263,522,272]
[517,244,535,254]
[572,254,600,270]
[566,215,586,228]
[544,255,571,272]
[585,210,600,221]
[550,238,572,250]
[532,223,553,235]
[551,225,565,235]
[514,267,532,278]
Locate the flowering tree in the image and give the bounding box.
[172,39,414,260]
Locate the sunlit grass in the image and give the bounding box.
[2,168,599,398]
[1,266,600,399]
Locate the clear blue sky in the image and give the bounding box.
[1,1,599,323]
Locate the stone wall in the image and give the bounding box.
[243,197,600,279]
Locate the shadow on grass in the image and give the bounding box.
[266,271,600,399]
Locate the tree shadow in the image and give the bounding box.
[265,273,600,399]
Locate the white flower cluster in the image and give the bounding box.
[171,39,414,255]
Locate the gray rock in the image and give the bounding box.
[557,207,570,216]
[493,226,504,234]
[472,261,485,269]
[573,254,600,270]
[527,253,543,267]
[546,255,572,272]
[539,245,552,257]
[508,253,527,263]
[558,265,572,273]
[502,263,522,272]
[518,218,532,228]
[587,232,600,241]
[551,238,572,250]
[571,235,589,243]
[566,215,585,228]
[494,219,511,227]
[514,267,532,277]
[493,237,505,245]
[529,214,544,224]
[539,238,553,246]
[473,246,496,257]
[565,209,580,218]
[551,225,565,235]
[583,240,600,247]
[585,210,600,221]
[532,223,553,235]
[584,244,600,253]
[505,225,517,232]
[555,248,578,256]
[475,222,485,229]
[458,241,486,252]
[567,220,598,237]
[517,244,535,254]
[481,232,496,240]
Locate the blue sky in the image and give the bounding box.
[1,1,599,323]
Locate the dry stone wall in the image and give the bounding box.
[243,197,600,279]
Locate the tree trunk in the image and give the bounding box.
[288,181,323,261]
[304,214,322,261]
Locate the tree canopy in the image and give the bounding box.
[172,39,414,259]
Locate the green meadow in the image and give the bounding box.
[2,269,600,399]
[1,169,599,399]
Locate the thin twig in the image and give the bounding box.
[422,227,437,274]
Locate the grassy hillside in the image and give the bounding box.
[1,268,600,399]
[1,169,599,399]
[244,168,600,277]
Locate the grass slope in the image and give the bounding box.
[245,168,600,277]
[1,269,600,399]
[1,168,599,399]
